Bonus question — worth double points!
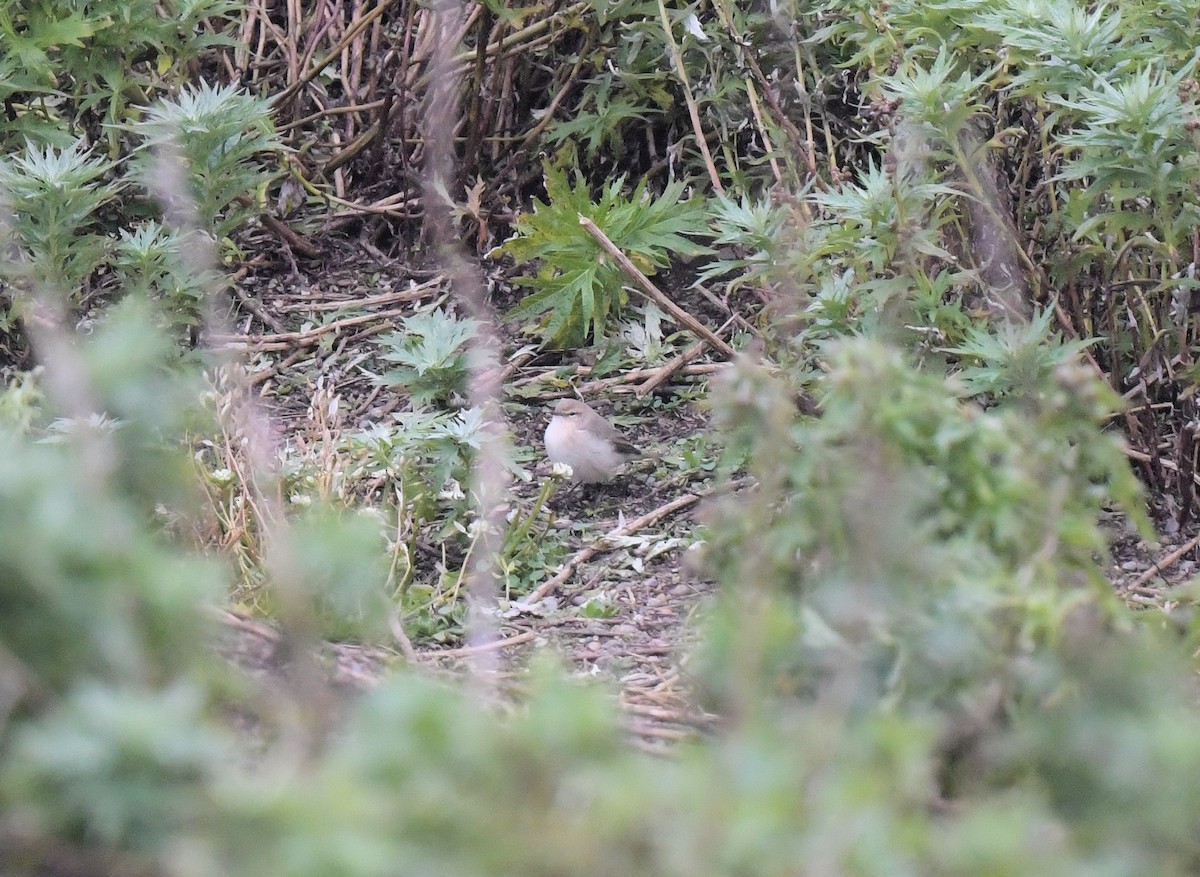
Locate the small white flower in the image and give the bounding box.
[683,13,708,41]
[209,468,234,485]
[439,479,466,501]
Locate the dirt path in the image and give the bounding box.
[215,241,723,746]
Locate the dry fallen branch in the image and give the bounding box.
[427,630,539,658]
[1130,531,1200,589]
[273,279,443,312]
[206,303,427,349]
[637,316,736,397]
[510,362,725,391]
[621,701,718,726]
[528,491,703,603]
[578,216,737,359]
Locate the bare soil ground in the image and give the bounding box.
[216,237,724,748]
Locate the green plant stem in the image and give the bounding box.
[655,0,725,195]
[503,476,559,558]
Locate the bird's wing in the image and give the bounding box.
[613,437,642,457]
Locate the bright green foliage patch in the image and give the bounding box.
[0,4,277,334]
[0,142,120,295]
[945,308,1097,399]
[5,320,1198,874]
[0,0,239,147]
[125,82,280,242]
[113,221,219,332]
[377,309,481,408]
[499,165,710,347]
[702,338,1145,712]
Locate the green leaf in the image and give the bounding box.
[497,164,711,347]
[376,309,481,407]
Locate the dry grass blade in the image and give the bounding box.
[655,0,724,195]
[419,0,513,683]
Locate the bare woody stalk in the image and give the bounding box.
[154,146,337,760]
[421,0,510,684]
[578,216,736,359]
[655,0,724,195]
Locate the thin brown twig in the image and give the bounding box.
[214,607,280,641]
[655,0,724,195]
[1131,532,1200,589]
[244,347,309,387]
[620,701,718,725]
[692,282,766,341]
[578,216,736,358]
[745,78,783,186]
[430,630,538,658]
[206,305,417,347]
[278,98,389,132]
[1122,446,1200,488]
[709,0,822,188]
[623,721,696,740]
[637,316,736,397]
[387,609,420,662]
[510,361,724,389]
[528,492,702,603]
[273,0,401,111]
[230,282,287,334]
[273,280,442,312]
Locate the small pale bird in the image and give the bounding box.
[544,398,642,483]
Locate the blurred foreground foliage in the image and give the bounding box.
[3,299,1200,876]
[0,0,277,346]
[6,0,1200,874]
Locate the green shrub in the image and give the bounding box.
[0,141,119,296]
[701,335,1143,710]
[125,82,280,242]
[0,5,278,338]
[376,309,481,408]
[499,164,710,347]
[0,0,240,148]
[6,1,1200,875]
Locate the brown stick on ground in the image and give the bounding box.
[431,630,538,658]
[206,303,426,348]
[1131,531,1200,589]
[637,316,736,397]
[578,215,737,359]
[528,492,702,603]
